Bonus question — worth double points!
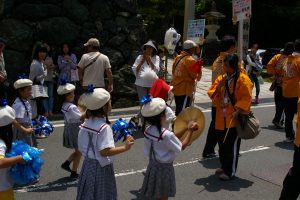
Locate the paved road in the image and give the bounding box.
[14,103,298,200]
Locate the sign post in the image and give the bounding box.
[183,0,195,40]
[187,19,206,45]
[232,0,252,61]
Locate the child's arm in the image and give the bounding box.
[100,136,134,157]
[180,122,198,150]
[0,155,24,169]
[12,120,34,135]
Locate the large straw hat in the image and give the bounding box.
[173,107,205,145]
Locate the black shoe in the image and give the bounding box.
[272,120,284,129]
[61,161,72,173]
[203,153,217,159]
[70,171,79,179]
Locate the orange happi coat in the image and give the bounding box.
[208,73,252,130]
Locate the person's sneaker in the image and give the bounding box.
[285,137,295,143]
[61,161,72,172]
[255,96,259,104]
[272,120,284,129]
[203,153,217,159]
[70,171,79,179]
[218,173,232,181]
[215,168,224,175]
[36,134,47,139]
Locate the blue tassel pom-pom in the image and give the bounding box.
[0,98,8,107]
[32,116,54,137]
[17,73,28,79]
[86,84,94,94]
[112,118,136,142]
[6,141,44,185]
[140,95,152,105]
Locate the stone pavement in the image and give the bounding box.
[193,67,273,104]
[166,59,273,104]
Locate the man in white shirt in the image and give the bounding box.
[78,38,113,93]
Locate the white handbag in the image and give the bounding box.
[32,85,48,98]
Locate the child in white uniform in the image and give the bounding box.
[150,79,175,130]
[140,97,198,200]
[0,100,26,200]
[76,88,134,200]
[57,83,83,178]
[12,78,35,146]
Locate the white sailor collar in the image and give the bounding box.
[80,117,108,135]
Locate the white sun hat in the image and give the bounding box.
[0,99,16,127]
[183,40,197,50]
[14,79,33,89]
[141,97,167,117]
[57,83,76,95]
[84,87,110,110]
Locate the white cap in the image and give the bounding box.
[57,83,75,95]
[84,88,110,110]
[84,38,100,47]
[183,40,197,50]
[143,40,157,51]
[14,79,33,89]
[141,98,167,117]
[0,100,16,127]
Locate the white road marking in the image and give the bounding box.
[52,104,275,128]
[14,145,270,193]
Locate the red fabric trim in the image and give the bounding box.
[80,123,108,134]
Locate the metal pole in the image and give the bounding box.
[237,20,243,60]
[183,0,195,41]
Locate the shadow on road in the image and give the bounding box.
[261,125,285,133]
[198,158,220,169]
[194,174,254,192]
[19,177,78,193]
[274,141,294,151]
[129,189,148,200]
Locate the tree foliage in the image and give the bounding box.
[137,0,300,47]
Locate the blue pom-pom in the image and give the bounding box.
[59,78,67,86]
[32,116,54,137]
[140,95,152,105]
[86,84,94,94]
[17,73,28,79]
[6,141,44,185]
[112,118,135,142]
[0,99,8,107]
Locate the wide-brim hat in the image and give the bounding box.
[150,79,173,100]
[141,97,166,117]
[143,40,157,52]
[14,79,33,89]
[183,40,197,50]
[83,88,110,110]
[173,107,205,145]
[57,83,75,95]
[0,100,16,127]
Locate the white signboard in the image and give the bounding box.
[187,19,206,44]
[233,0,251,21]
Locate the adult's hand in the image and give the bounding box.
[107,84,113,93]
[0,73,5,82]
